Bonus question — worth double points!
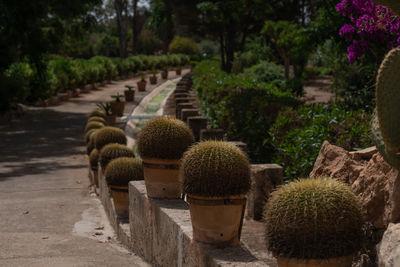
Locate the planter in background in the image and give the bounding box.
[137,81,147,92]
[105,114,117,125]
[176,68,182,75]
[110,101,125,117]
[149,75,157,85]
[124,90,135,102]
[161,70,168,79]
[72,88,81,97]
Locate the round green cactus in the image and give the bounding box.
[89,109,106,118]
[264,178,363,259]
[89,149,99,170]
[137,117,195,160]
[99,143,135,170]
[182,141,250,197]
[105,157,144,187]
[94,126,127,151]
[85,129,97,144]
[86,130,98,155]
[88,116,106,124]
[84,121,104,134]
[374,0,400,15]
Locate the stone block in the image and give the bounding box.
[200,129,226,141]
[247,164,283,220]
[188,116,208,141]
[128,181,268,266]
[176,103,194,119]
[175,97,191,105]
[378,223,400,267]
[181,109,200,123]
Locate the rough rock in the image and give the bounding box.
[310,141,400,229]
[377,223,400,267]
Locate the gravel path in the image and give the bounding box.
[0,70,187,267]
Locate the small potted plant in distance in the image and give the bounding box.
[137,75,147,91]
[161,68,168,79]
[97,103,116,125]
[124,85,135,102]
[105,157,144,218]
[182,141,250,246]
[137,117,195,198]
[149,69,158,84]
[110,93,125,117]
[264,178,363,267]
[175,67,182,75]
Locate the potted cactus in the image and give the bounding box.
[89,109,106,119]
[137,75,147,91]
[94,126,127,152]
[110,93,125,117]
[105,157,144,218]
[86,130,98,156]
[264,178,363,267]
[124,85,135,102]
[84,121,104,134]
[88,116,106,125]
[149,69,158,84]
[182,141,250,246]
[99,143,135,172]
[137,117,195,198]
[89,149,100,186]
[97,103,116,125]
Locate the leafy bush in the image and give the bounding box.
[243,61,285,87]
[4,62,33,103]
[169,36,200,56]
[193,60,298,162]
[270,104,373,180]
[137,29,163,55]
[198,40,219,58]
[95,34,119,57]
[232,51,260,73]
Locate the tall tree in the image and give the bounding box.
[132,0,139,54]
[114,0,129,58]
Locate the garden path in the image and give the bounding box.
[0,70,187,267]
[302,75,335,104]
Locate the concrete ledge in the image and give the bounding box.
[92,168,132,250]
[129,181,268,266]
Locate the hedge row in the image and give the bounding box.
[192,60,298,162]
[2,54,190,110]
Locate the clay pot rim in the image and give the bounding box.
[276,254,354,267]
[187,194,246,201]
[110,185,129,191]
[141,157,181,165]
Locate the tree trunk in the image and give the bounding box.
[115,0,128,58]
[219,32,226,71]
[132,0,138,55]
[283,54,290,80]
[224,27,235,73]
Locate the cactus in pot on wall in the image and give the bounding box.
[182,141,250,246]
[89,148,100,186]
[89,109,106,119]
[97,102,116,125]
[264,178,363,267]
[94,126,127,152]
[88,116,106,124]
[105,157,144,218]
[137,116,195,198]
[137,75,147,91]
[84,121,104,134]
[99,143,135,172]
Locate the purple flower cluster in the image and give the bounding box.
[337,0,400,63]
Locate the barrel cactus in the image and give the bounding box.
[89,149,99,171]
[84,121,104,134]
[264,178,363,260]
[86,130,97,155]
[88,116,106,124]
[89,109,106,118]
[182,141,250,197]
[99,143,135,171]
[137,117,195,160]
[85,129,97,144]
[105,157,144,186]
[94,126,127,151]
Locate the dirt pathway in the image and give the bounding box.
[0,71,186,266]
[302,75,335,104]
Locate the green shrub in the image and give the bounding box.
[137,29,163,55]
[94,126,126,151]
[197,40,219,58]
[105,157,144,186]
[270,104,372,180]
[264,178,363,259]
[243,61,285,88]
[169,36,200,56]
[4,62,33,103]
[99,143,135,170]
[137,117,195,160]
[193,60,298,162]
[182,141,250,197]
[231,51,259,74]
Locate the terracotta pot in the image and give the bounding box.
[176,68,182,75]
[149,75,157,85]
[105,114,116,125]
[276,255,354,267]
[110,185,129,218]
[92,169,99,187]
[110,101,125,117]
[42,99,50,107]
[161,70,168,79]
[124,90,135,102]
[187,194,246,246]
[142,157,181,199]
[101,81,106,86]
[66,90,73,99]
[72,88,81,97]
[137,81,147,92]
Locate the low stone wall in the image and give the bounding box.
[129,181,268,267]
